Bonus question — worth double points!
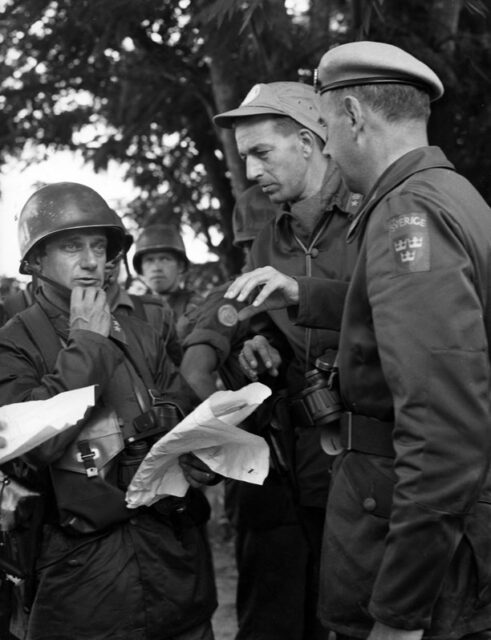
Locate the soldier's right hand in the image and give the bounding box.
[69,286,111,337]
[239,335,282,381]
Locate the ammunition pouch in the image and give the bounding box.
[50,405,132,535]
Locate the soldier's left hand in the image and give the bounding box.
[224,266,299,321]
[178,453,221,488]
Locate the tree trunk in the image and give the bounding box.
[428,0,463,54]
[208,56,249,201]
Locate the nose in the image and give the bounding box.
[80,245,98,270]
[246,156,263,181]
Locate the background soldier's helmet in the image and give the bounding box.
[132,223,189,274]
[232,184,277,247]
[18,182,127,275]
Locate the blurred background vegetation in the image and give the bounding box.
[0,0,489,283]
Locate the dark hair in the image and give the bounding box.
[271,116,324,149]
[329,84,430,123]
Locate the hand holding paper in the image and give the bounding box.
[126,382,272,508]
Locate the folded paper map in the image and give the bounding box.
[0,386,96,464]
[126,382,271,508]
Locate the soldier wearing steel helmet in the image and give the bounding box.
[103,211,183,366]
[0,182,218,640]
[2,204,183,365]
[133,223,204,341]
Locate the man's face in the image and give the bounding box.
[320,92,361,193]
[235,119,309,204]
[141,250,183,294]
[38,229,107,290]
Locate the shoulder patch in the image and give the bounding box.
[348,192,363,214]
[217,304,239,328]
[387,212,430,274]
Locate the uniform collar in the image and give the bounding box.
[347,146,454,241]
[274,161,355,232]
[107,283,135,313]
[36,287,70,341]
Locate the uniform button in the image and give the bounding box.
[130,517,138,525]
[67,558,83,567]
[362,497,377,512]
[310,248,319,258]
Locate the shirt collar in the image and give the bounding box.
[274,162,354,230]
[108,284,135,313]
[347,146,454,241]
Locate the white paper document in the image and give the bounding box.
[126,382,272,508]
[0,386,96,463]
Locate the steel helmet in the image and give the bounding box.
[232,184,278,246]
[132,223,189,274]
[18,182,127,275]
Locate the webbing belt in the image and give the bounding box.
[340,412,395,458]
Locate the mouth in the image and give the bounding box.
[76,278,101,287]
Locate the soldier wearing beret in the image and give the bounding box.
[222,40,491,640]
[314,42,491,640]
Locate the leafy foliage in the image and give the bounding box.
[0,0,489,283]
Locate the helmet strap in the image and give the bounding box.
[21,261,72,300]
[123,254,133,289]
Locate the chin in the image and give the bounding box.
[266,192,283,204]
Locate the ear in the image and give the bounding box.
[343,95,364,137]
[298,128,317,158]
[31,249,43,272]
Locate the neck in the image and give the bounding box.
[361,122,429,194]
[38,282,71,314]
[288,156,330,235]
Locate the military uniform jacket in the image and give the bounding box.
[247,166,359,509]
[316,147,491,637]
[0,294,216,639]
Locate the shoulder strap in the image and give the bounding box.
[127,294,147,323]
[3,290,31,320]
[18,304,61,372]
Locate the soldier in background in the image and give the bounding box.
[104,216,183,366]
[133,223,204,341]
